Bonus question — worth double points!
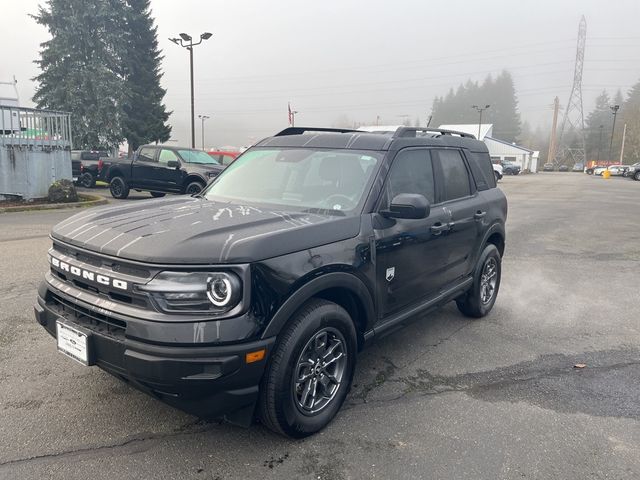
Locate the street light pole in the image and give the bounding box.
[169,32,213,148]
[472,104,490,139]
[597,125,603,162]
[198,114,210,150]
[609,104,620,161]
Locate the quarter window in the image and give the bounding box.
[436,150,472,201]
[382,149,435,208]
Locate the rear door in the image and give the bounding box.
[432,148,484,284]
[131,146,158,189]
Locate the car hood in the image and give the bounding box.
[51,197,361,264]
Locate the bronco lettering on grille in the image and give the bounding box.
[50,256,129,291]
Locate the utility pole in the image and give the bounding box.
[547,96,560,164]
[619,123,627,164]
[609,104,620,161]
[169,32,213,148]
[198,114,210,150]
[471,105,490,139]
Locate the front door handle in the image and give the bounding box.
[474,211,487,220]
[430,223,450,235]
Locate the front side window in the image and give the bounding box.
[436,149,472,201]
[158,149,179,165]
[381,148,435,209]
[179,150,219,165]
[204,148,382,214]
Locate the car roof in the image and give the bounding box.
[254,127,487,152]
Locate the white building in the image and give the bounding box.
[439,124,539,172]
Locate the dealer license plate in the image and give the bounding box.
[56,321,89,366]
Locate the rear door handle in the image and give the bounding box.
[474,211,487,220]
[430,223,450,235]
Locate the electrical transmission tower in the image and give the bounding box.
[554,16,587,166]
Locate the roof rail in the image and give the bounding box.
[274,127,362,137]
[393,127,477,139]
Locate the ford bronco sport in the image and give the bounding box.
[35,126,507,438]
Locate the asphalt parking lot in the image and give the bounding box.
[0,173,638,480]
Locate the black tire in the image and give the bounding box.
[184,181,205,195]
[494,171,500,182]
[109,176,130,199]
[634,171,640,181]
[258,299,357,438]
[80,172,96,188]
[150,192,166,198]
[456,244,501,318]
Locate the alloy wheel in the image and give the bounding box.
[480,257,498,304]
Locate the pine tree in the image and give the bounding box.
[32,0,127,149]
[584,91,611,161]
[121,0,171,153]
[622,79,640,164]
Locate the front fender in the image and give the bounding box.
[260,271,376,340]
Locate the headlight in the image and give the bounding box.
[137,271,242,314]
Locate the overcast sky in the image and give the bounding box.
[1,0,639,148]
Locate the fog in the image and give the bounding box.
[1,0,639,148]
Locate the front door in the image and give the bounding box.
[154,149,183,191]
[374,148,451,317]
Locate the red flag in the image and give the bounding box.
[288,102,292,126]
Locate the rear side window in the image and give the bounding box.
[467,151,496,190]
[435,149,472,201]
[381,148,435,207]
[138,147,156,162]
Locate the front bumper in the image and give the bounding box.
[34,281,275,424]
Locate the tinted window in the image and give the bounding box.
[138,147,156,162]
[467,151,496,190]
[436,149,471,201]
[382,149,435,208]
[158,149,179,165]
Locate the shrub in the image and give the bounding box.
[48,179,78,203]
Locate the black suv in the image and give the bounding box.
[35,127,507,438]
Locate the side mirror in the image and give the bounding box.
[167,160,179,168]
[381,194,430,219]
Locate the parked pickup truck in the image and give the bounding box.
[106,144,225,199]
[71,150,114,188]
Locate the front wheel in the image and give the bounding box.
[258,299,357,438]
[634,171,640,181]
[184,181,205,195]
[109,176,130,199]
[456,244,501,318]
[494,171,501,182]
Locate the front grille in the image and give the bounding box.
[48,292,126,341]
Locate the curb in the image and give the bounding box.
[0,194,108,214]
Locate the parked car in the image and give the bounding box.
[493,162,503,181]
[626,162,640,180]
[543,163,555,171]
[71,150,114,188]
[106,145,225,199]
[558,165,569,172]
[572,163,584,172]
[208,150,240,166]
[501,161,521,175]
[36,126,507,437]
[593,165,608,176]
[607,165,628,176]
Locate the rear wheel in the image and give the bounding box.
[634,171,640,181]
[494,171,500,182]
[184,181,205,195]
[150,192,166,198]
[258,299,357,438]
[109,176,130,199]
[456,244,501,318]
[80,172,96,188]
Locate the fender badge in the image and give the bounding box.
[386,267,395,282]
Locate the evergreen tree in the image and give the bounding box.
[622,79,640,164]
[32,0,127,149]
[121,0,171,153]
[584,90,611,161]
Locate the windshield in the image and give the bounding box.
[179,149,219,164]
[203,148,382,213]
